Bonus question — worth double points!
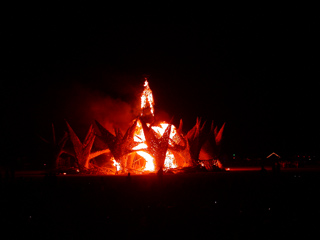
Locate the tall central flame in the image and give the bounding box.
[140,79,154,116]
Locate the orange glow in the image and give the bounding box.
[133,80,181,172]
[131,119,177,171]
[132,120,155,171]
[112,157,121,171]
[164,151,177,169]
[152,123,177,142]
[104,79,224,174]
[136,151,155,171]
[140,79,154,116]
[42,76,225,175]
[151,123,178,168]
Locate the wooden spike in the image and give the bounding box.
[215,122,225,144]
[200,120,206,132]
[37,132,49,144]
[66,120,96,169]
[177,119,183,133]
[58,131,68,147]
[214,126,218,137]
[89,149,111,160]
[210,121,214,133]
[94,120,115,141]
[65,121,82,148]
[84,124,94,146]
[196,117,200,128]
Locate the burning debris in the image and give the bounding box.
[42,78,225,174]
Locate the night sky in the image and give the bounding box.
[2,4,318,162]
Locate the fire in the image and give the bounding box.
[106,78,223,174]
[152,123,178,169]
[140,79,154,116]
[129,80,178,172]
[152,123,177,144]
[136,151,155,171]
[112,157,121,172]
[164,151,176,169]
[132,120,155,171]
[132,122,178,171]
[45,77,225,174]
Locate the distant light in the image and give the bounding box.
[44,164,46,166]
[226,168,230,171]
[63,172,67,175]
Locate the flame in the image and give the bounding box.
[126,80,179,172]
[140,79,154,116]
[151,122,178,168]
[152,123,177,145]
[132,120,155,171]
[112,157,121,172]
[132,120,177,171]
[136,151,155,171]
[164,151,177,169]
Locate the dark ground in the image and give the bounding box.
[1,170,319,239]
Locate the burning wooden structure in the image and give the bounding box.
[46,78,225,174]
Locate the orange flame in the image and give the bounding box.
[140,79,154,116]
[112,157,121,172]
[129,80,179,172]
[132,120,177,171]
[132,120,155,171]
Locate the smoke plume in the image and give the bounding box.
[55,83,140,138]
